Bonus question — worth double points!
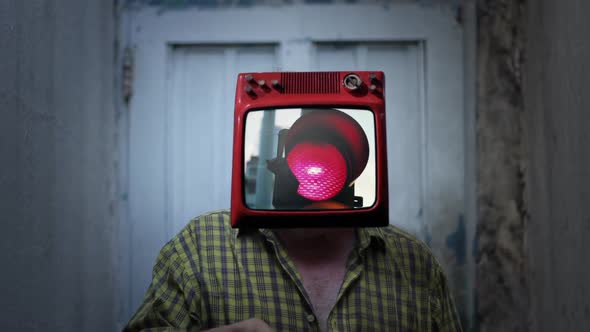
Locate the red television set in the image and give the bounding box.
[231,71,389,228]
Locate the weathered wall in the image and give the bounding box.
[524,0,590,331]
[475,0,528,331]
[477,0,590,331]
[0,1,119,331]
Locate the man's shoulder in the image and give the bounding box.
[376,224,431,251]
[163,209,234,256]
[176,209,235,242]
[373,224,443,278]
[185,209,232,228]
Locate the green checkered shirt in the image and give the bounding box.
[125,210,462,331]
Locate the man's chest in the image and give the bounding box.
[197,242,427,331]
[296,261,348,328]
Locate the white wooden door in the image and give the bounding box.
[121,3,468,326]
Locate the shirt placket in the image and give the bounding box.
[327,238,369,331]
[260,230,321,332]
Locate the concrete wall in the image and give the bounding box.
[0,1,119,331]
[524,0,590,331]
[477,0,590,331]
[475,1,528,330]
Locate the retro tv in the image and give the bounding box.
[231,71,389,228]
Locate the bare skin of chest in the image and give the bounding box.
[296,260,347,326]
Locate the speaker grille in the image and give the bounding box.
[281,72,340,94]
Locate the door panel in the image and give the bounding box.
[315,43,424,236]
[169,45,277,234]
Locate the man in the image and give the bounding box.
[124,209,462,331]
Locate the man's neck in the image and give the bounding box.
[274,228,357,264]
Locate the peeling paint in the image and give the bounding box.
[446,215,466,265]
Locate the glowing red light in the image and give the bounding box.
[286,142,347,201]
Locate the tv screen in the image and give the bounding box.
[243,107,376,210]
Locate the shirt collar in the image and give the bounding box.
[236,226,387,252]
[357,227,387,253]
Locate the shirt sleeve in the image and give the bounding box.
[430,266,463,332]
[123,237,201,332]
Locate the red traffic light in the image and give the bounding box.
[286,142,348,201]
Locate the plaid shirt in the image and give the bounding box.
[125,210,462,331]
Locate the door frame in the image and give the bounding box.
[116,2,477,329]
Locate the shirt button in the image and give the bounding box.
[306,314,316,323]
